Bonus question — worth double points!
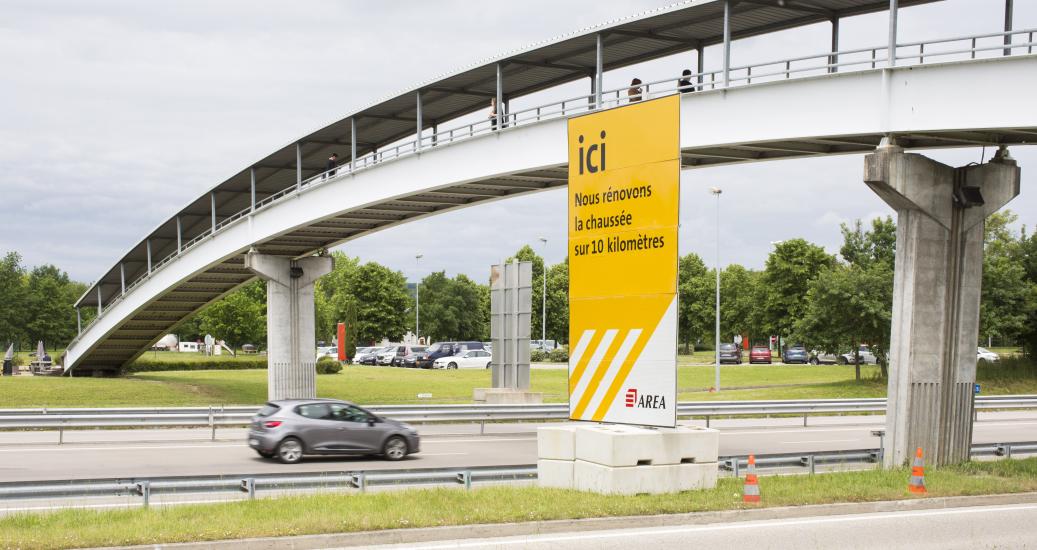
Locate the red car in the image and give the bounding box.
[749,346,772,364]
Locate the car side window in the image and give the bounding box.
[296,403,330,419]
[328,404,371,423]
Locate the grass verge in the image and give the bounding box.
[2,362,1035,408]
[2,458,1035,550]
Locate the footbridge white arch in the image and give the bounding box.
[67,0,1036,374]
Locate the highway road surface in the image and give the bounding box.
[0,412,1034,483]
[360,502,1037,549]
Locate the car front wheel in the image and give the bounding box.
[486,362,491,369]
[276,437,304,464]
[383,436,408,461]
[448,362,457,369]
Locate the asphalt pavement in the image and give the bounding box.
[359,502,1037,550]
[0,412,1034,483]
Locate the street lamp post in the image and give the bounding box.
[415,254,423,344]
[539,237,547,349]
[710,187,722,393]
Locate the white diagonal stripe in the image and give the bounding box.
[570,329,617,408]
[567,329,595,370]
[581,328,641,420]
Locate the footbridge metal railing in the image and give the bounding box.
[66,27,1037,359]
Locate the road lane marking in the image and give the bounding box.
[778,439,860,444]
[357,503,1037,549]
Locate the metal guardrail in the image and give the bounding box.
[1,396,1035,443]
[3,441,1035,509]
[66,27,1037,356]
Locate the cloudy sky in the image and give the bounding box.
[1,0,1035,285]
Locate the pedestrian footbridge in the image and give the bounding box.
[67,0,1036,374]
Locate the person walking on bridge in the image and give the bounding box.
[628,78,643,103]
[678,69,694,93]
[489,98,500,131]
[325,153,338,178]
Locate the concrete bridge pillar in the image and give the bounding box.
[864,141,1020,467]
[245,251,333,401]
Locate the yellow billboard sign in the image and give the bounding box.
[568,95,680,427]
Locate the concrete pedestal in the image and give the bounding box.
[244,251,333,401]
[864,143,1020,466]
[473,388,543,404]
[537,424,719,494]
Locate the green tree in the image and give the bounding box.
[194,280,267,349]
[0,252,28,348]
[24,265,77,348]
[1015,226,1037,357]
[795,264,893,379]
[980,211,1034,346]
[761,239,836,345]
[720,264,763,342]
[315,253,411,346]
[544,259,569,345]
[415,271,490,342]
[840,216,896,270]
[677,253,713,353]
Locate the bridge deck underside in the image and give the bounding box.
[75,166,570,372]
[74,127,1036,373]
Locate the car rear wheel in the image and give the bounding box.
[486,362,491,369]
[448,362,457,369]
[276,437,304,464]
[383,436,408,461]
[837,357,848,365]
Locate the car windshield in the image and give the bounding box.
[720,344,736,351]
[752,347,769,353]
[412,346,427,352]
[790,346,806,352]
[978,347,990,354]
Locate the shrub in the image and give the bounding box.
[547,346,569,362]
[316,357,343,374]
[530,349,548,362]
[123,359,267,374]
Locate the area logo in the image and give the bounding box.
[624,388,666,409]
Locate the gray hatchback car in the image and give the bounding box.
[247,399,420,463]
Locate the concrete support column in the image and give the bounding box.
[245,251,334,400]
[864,142,1020,467]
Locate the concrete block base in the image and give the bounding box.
[473,388,543,404]
[537,425,577,461]
[537,459,574,489]
[573,460,717,495]
[537,424,719,494]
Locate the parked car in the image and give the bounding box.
[357,346,392,365]
[749,346,772,364]
[315,346,338,361]
[403,348,429,368]
[718,343,742,364]
[376,345,404,365]
[782,345,809,364]
[392,346,426,367]
[247,399,420,464]
[420,341,486,369]
[433,349,493,369]
[838,345,877,365]
[977,347,1000,363]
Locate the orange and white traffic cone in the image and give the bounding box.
[908,447,926,494]
[743,454,761,504]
